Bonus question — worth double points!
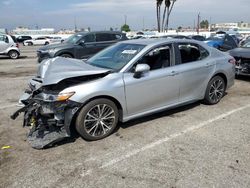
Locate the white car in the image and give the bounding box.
[23,37,50,46]
[0,34,20,59]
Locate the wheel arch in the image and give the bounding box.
[56,51,74,58]
[211,72,228,88]
[69,95,124,131]
[83,95,124,121]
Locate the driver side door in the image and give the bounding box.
[123,44,180,118]
[75,34,97,59]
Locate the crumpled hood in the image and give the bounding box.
[229,48,250,58]
[38,57,110,86]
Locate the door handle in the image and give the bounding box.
[205,63,213,67]
[170,71,179,76]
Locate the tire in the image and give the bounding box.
[76,98,119,141]
[45,42,49,45]
[28,42,33,46]
[8,50,19,59]
[204,76,225,105]
[60,54,73,58]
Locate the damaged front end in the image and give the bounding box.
[235,57,250,76]
[11,79,81,149]
[11,57,110,149]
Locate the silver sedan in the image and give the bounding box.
[13,39,235,148]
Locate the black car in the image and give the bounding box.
[229,41,250,76]
[16,35,32,43]
[37,31,128,63]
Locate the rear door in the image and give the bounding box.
[174,42,215,102]
[95,33,118,52]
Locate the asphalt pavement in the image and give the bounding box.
[0,45,250,188]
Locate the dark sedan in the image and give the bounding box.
[229,41,250,76]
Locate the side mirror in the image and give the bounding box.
[79,40,85,46]
[134,64,150,79]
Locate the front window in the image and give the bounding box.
[87,43,145,71]
[65,33,85,44]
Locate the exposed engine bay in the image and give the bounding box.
[11,57,110,149]
[234,57,250,75]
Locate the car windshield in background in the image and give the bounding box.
[87,43,145,71]
[206,37,223,41]
[65,33,83,44]
[242,42,250,48]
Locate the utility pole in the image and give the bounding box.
[197,12,200,34]
[124,15,127,25]
[74,16,77,32]
[143,17,145,31]
[209,16,212,32]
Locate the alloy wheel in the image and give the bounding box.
[208,78,225,103]
[84,104,115,137]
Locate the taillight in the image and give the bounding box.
[16,43,19,48]
[228,58,236,65]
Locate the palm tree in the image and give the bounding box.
[156,0,163,32]
[164,0,177,32]
[162,0,171,32]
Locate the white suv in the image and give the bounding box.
[0,34,20,59]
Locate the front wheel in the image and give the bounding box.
[60,54,73,58]
[76,99,119,141]
[8,50,19,59]
[204,76,225,105]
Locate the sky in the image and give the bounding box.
[0,0,250,31]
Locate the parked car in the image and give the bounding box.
[229,41,250,76]
[12,39,235,149]
[205,34,238,51]
[23,37,51,46]
[189,35,206,41]
[0,34,20,59]
[49,36,63,44]
[16,35,32,43]
[160,35,191,39]
[36,31,128,63]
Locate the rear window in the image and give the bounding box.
[96,33,113,42]
[11,36,17,43]
[178,43,209,64]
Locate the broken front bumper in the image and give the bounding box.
[11,92,81,149]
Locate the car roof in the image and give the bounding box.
[76,31,124,35]
[120,38,203,46]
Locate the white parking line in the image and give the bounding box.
[80,103,250,177]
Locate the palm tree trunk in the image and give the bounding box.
[156,3,160,32]
[162,6,167,32]
[158,6,161,32]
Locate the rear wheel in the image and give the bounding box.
[8,50,19,59]
[76,99,119,141]
[204,76,225,105]
[60,54,73,58]
[28,42,33,46]
[45,42,49,45]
